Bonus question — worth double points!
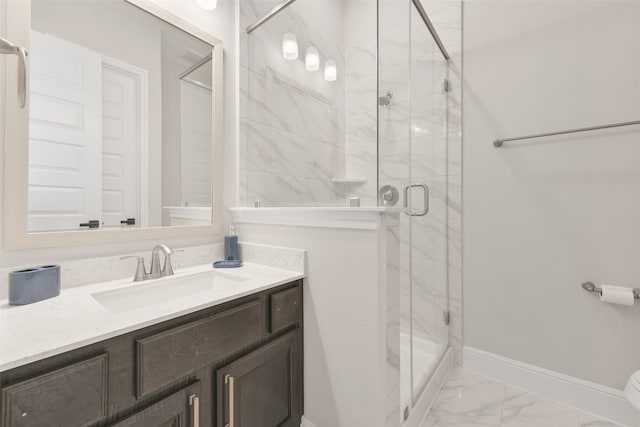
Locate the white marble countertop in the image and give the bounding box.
[0,262,304,372]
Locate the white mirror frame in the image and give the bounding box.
[4,0,225,249]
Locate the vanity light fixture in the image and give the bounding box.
[305,46,320,71]
[324,59,337,81]
[282,33,298,60]
[195,0,217,11]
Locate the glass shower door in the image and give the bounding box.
[408,4,449,404]
[378,0,449,419]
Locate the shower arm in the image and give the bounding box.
[0,37,28,108]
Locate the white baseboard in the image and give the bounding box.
[463,346,638,426]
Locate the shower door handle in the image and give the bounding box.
[403,183,429,216]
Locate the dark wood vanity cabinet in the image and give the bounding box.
[0,280,303,427]
[216,331,302,427]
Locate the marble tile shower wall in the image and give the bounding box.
[239,0,348,207]
[344,39,378,206]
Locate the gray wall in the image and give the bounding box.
[463,1,640,389]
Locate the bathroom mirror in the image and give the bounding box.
[4,0,225,248]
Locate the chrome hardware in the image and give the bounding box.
[254,200,262,208]
[246,0,298,34]
[121,244,176,282]
[378,91,393,107]
[225,374,235,427]
[582,281,640,300]
[411,0,451,61]
[403,183,429,216]
[378,185,399,206]
[119,256,148,282]
[189,394,200,427]
[150,244,175,279]
[0,37,28,108]
[443,78,450,93]
[494,120,640,147]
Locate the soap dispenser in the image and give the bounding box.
[224,224,239,261]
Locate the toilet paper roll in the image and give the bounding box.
[599,285,635,306]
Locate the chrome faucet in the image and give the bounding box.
[150,244,175,279]
[121,244,176,282]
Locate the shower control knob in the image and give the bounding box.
[378,185,399,206]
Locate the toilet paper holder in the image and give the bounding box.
[581,281,640,300]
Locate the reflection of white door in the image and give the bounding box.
[28,30,102,232]
[101,61,142,227]
[28,32,146,231]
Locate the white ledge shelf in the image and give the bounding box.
[331,177,368,184]
[229,207,396,231]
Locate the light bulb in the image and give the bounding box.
[195,0,217,10]
[282,33,298,60]
[305,46,320,72]
[324,59,337,81]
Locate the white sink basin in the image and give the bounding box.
[92,270,249,313]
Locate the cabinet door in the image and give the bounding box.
[216,331,302,427]
[1,354,108,427]
[110,382,200,427]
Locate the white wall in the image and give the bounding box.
[237,223,389,427]
[0,0,237,268]
[463,1,640,389]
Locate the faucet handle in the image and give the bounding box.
[162,249,183,277]
[120,256,147,282]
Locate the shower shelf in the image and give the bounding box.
[331,177,368,184]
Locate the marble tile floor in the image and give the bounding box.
[421,368,623,427]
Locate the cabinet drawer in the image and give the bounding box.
[270,286,301,333]
[136,300,263,396]
[1,353,108,427]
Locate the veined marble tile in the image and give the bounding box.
[247,68,337,143]
[244,119,309,178]
[346,73,377,115]
[308,140,344,181]
[238,168,249,207]
[378,13,410,72]
[243,0,345,101]
[500,386,580,427]
[447,132,462,176]
[424,368,506,427]
[240,65,249,120]
[346,144,377,181]
[412,134,449,178]
[422,369,622,427]
[577,413,622,427]
[379,100,411,143]
[420,0,463,56]
[306,178,346,206]
[412,92,448,137]
[246,171,310,207]
[346,110,377,148]
[379,63,410,105]
[346,44,377,83]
